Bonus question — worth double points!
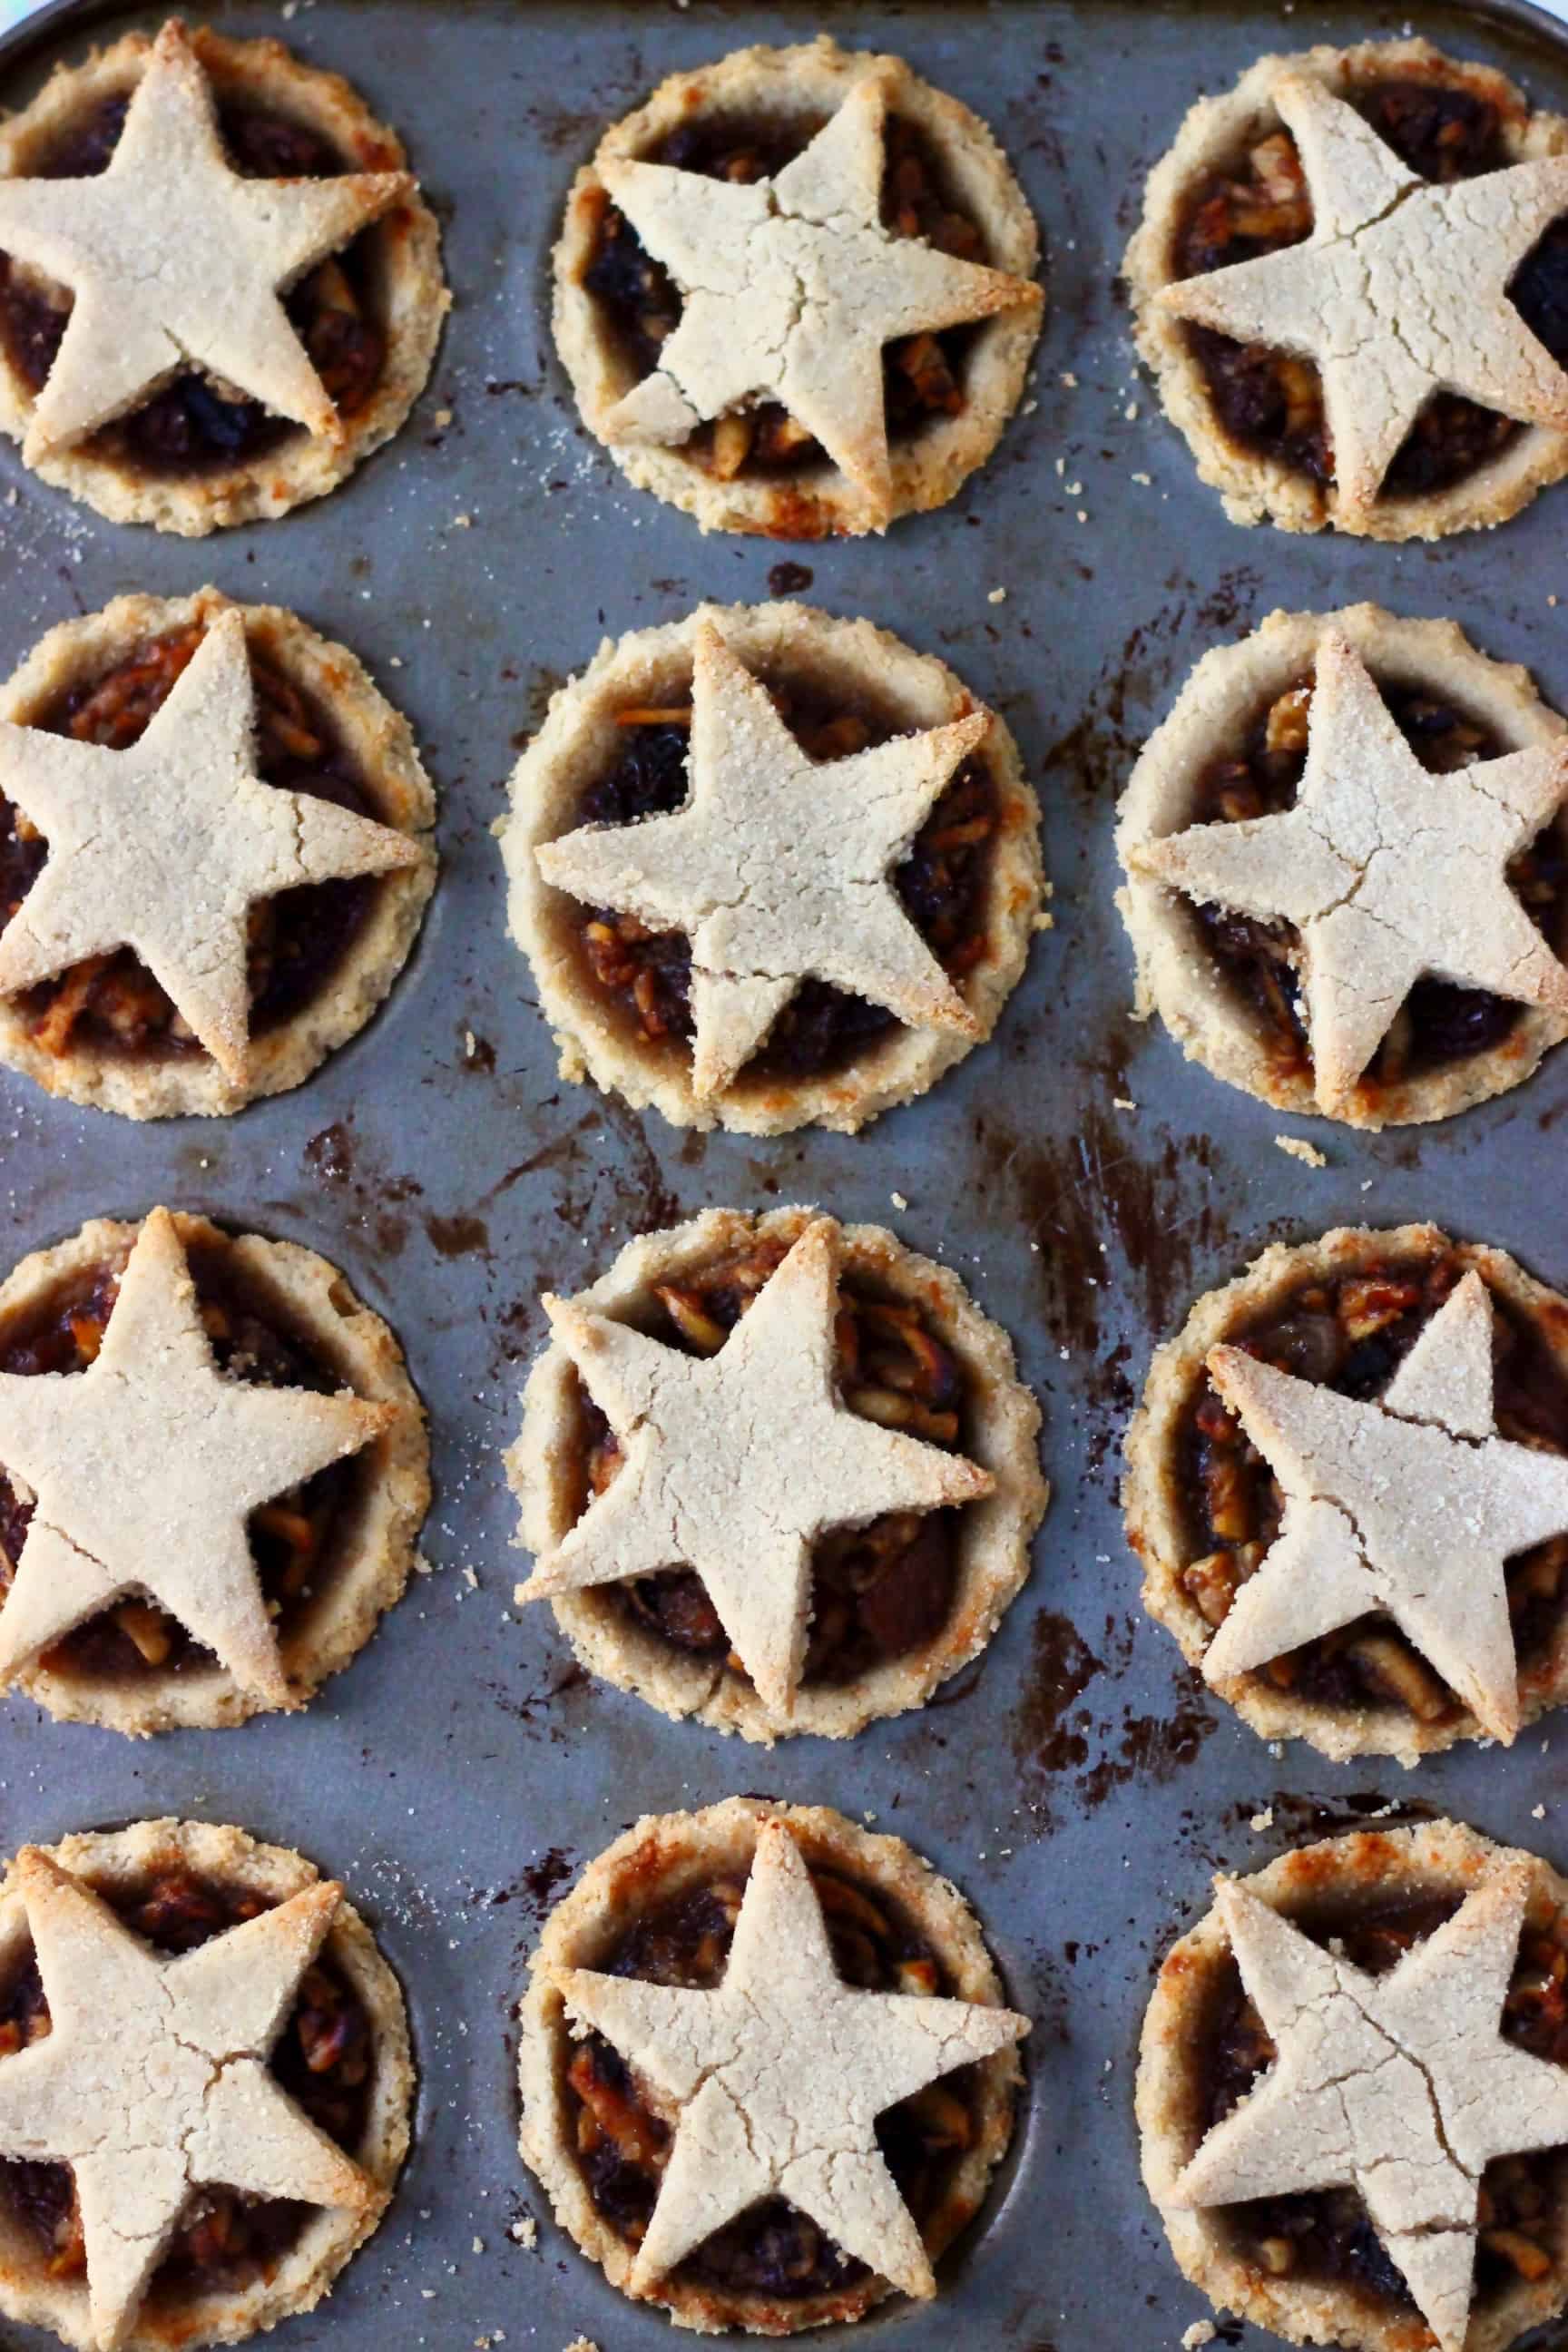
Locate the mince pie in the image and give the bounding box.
[1116,604,1568,1129]
[518,1796,1027,2334]
[0,1206,429,1737]
[0,17,447,534]
[1126,1222,1568,1767]
[508,1205,1044,1743]
[1140,1820,1568,2352]
[503,601,1043,1136]
[0,585,437,1119]
[553,35,1042,536]
[0,1814,411,2351]
[1126,36,1568,540]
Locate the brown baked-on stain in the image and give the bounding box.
[424,1210,491,1261]
[1011,1610,1104,1818]
[1012,1607,1219,1826]
[299,1121,422,1257]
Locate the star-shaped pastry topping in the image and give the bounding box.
[1172,1857,1568,2351]
[549,1815,1027,2298]
[596,78,1039,527]
[0,1844,374,2349]
[514,1219,992,1714]
[0,608,425,1083]
[0,1207,392,1703]
[0,18,410,461]
[1129,631,1568,1112]
[1197,1271,1568,1741]
[1157,72,1568,522]
[536,622,989,1097]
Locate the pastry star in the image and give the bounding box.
[0,1845,372,2350]
[1131,630,1568,1112]
[537,621,988,1096]
[1158,71,1568,519]
[0,607,424,1082]
[0,17,410,461]
[514,1219,992,1714]
[1199,1271,1568,1741]
[550,1816,1028,2298]
[598,77,1039,526]
[1173,1859,1568,2352]
[0,1207,391,1702]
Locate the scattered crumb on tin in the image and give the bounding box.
[1275,1134,1327,1168]
[1249,1808,1273,1834]
[1112,1096,1137,1112]
[890,1191,908,1211]
[987,585,1007,604]
[1181,2326,1218,2350]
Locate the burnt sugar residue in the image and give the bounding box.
[304,1121,355,1183]
[473,1847,576,1927]
[1232,1791,1439,1841]
[767,561,814,596]
[1014,1607,1217,1827]
[425,1210,492,1261]
[300,1122,422,1256]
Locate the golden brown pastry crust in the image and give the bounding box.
[0,586,437,1120]
[552,36,1041,538]
[0,1814,413,2351]
[0,1210,430,1735]
[517,1795,1023,2337]
[1124,37,1568,541]
[1114,603,1568,1130]
[502,600,1044,1137]
[507,1202,1045,1742]
[0,23,448,535]
[1138,1819,1568,2352]
[1126,1220,1568,1766]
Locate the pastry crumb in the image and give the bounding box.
[1132,470,1152,485]
[434,405,454,426]
[1275,1134,1327,1168]
[987,585,1008,604]
[1033,907,1055,931]
[564,2337,601,2352]
[889,1191,908,1211]
[1060,369,1078,387]
[1249,1808,1273,1834]
[1534,1803,1547,1819]
[413,1552,436,1577]
[1181,2326,1218,2350]
[510,2214,537,2248]
[1125,400,1140,422]
[1112,1095,1137,1112]
[452,512,473,528]
[462,1565,478,1590]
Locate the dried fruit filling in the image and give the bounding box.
[573,1238,970,1686]
[0,1238,358,1681]
[0,93,387,474]
[1177,1251,1568,1723]
[1203,1887,1568,2308]
[567,1858,980,2299]
[584,115,985,480]
[573,691,996,1082]
[0,624,384,1063]
[1174,75,1568,499]
[0,1863,370,2303]
[1187,671,1567,1095]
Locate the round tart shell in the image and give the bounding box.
[507,1203,1046,1743]
[1125,1220,1568,1766]
[1114,602,1568,1130]
[0,23,449,536]
[517,1794,1024,2337]
[503,600,1044,1137]
[1124,36,1568,542]
[0,1210,430,1736]
[552,35,1042,539]
[0,1814,413,2352]
[0,585,438,1121]
[1138,1818,1568,2352]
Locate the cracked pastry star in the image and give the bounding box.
[1157,71,1568,520]
[597,78,1038,525]
[1197,1269,1568,1741]
[549,1816,1027,2298]
[0,607,423,1081]
[0,1844,371,2350]
[514,1219,991,1714]
[1173,1858,1568,2352]
[536,621,989,1095]
[0,17,409,461]
[1131,629,1568,1112]
[0,1207,390,1702]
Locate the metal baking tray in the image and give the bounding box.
[4,1,1568,2346]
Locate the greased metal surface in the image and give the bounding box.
[3,4,1568,2348]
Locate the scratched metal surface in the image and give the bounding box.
[2,2,1568,2347]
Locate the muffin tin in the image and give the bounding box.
[3,0,1568,2346]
